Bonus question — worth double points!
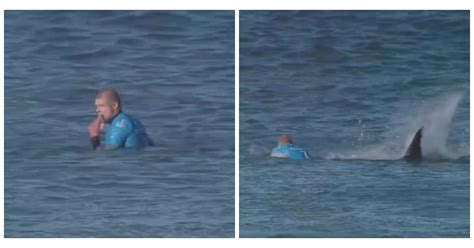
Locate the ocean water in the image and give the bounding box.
[240,11,469,237]
[4,11,234,237]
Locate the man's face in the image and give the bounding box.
[95,96,118,123]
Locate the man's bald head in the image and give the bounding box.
[277,134,293,147]
[95,89,122,123]
[97,89,121,110]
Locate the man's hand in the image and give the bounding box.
[88,117,103,138]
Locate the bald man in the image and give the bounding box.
[88,89,154,150]
[271,134,310,160]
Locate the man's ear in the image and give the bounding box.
[112,102,119,110]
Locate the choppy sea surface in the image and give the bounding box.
[5,11,234,237]
[240,11,469,237]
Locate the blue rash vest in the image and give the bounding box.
[104,112,153,149]
[271,144,310,160]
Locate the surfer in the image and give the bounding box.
[88,89,154,150]
[271,134,310,160]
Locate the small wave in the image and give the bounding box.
[34,26,86,36]
[99,11,192,32]
[306,42,349,63]
[115,37,146,46]
[61,47,121,62]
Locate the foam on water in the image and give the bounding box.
[246,144,272,159]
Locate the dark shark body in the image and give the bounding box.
[403,128,423,161]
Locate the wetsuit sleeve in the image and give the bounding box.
[105,119,132,150]
[303,150,310,159]
[90,136,100,150]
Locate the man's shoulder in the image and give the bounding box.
[112,113,134,129]
[288,145,310,159]
[286,144,303,151]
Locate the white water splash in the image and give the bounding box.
[327,92,468,161]
[244,144,272,159]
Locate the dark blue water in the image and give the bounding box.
[240,11,469,237]
[5,11,234,237]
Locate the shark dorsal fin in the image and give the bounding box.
[403,127,423,161]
